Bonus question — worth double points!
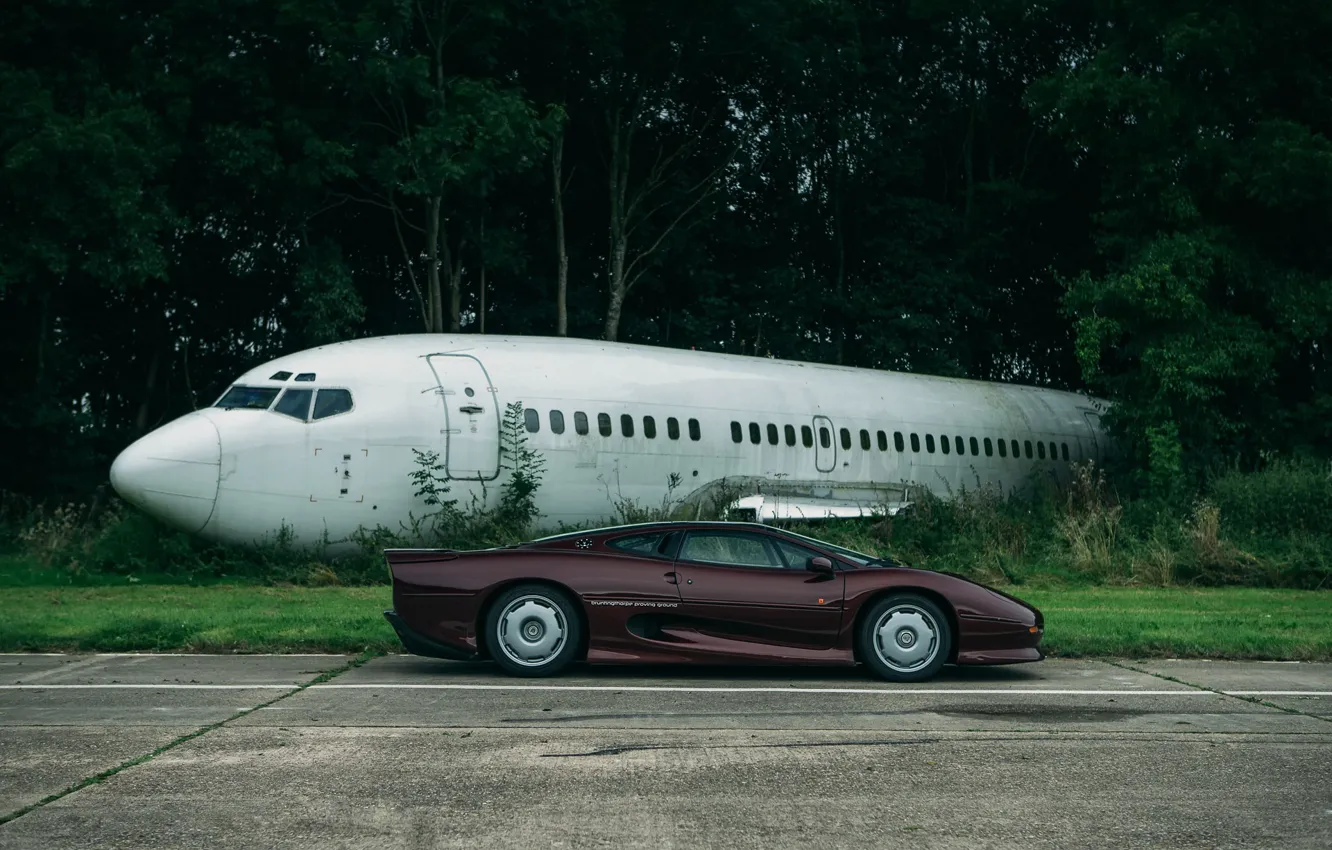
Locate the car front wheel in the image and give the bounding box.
[859,594,951,682]
[486,584,582,677]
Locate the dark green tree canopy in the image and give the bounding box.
[1,0,1328,500]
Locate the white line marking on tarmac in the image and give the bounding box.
[312,685,1332,696]
[1224,691,1332,696]
[0,684,1328,695]
[0,684,296,689]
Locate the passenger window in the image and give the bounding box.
[840,428,851,450]
[731,421,743,443]
[1050,441,1058,460]
[668,417,680,440]
[575,411,589,435]
[608,532,667,555]
[1024,440,1033,459]
[940,434,950,455]
[273,388,313,421]
[775,540,825,570]
[643,416,656,439]
[1011,439,1020,458]
[983,437,993,456]
[524,408,540,433]
[802,425,813,447]
[955,436,964,455]
[784,424,796,446]
[598,413,612,437]
[762,423,774,445]
[312,389,353,420]
[550,410,565,434]
[621,414,635,437]
[895,432,905,452]
[877,430,888,452]
[1061,442,1070,461]
[1038,441,1046,459]
[910,433,920,452]
[819,427,831,449]
[860,429,871,451]
[688,419,700,441]
[680,533,782,569]
[215,385,281,410]
[926,434,936,453]
[749,422,761,444]
[998,439,1008,458]
[970,436,979,456]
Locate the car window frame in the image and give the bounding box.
[605,530,680,560]
[674,530,792,571]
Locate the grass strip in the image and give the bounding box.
[0,584,1328,660]
[0,650,379,827]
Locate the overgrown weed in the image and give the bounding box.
[5,435,1332,590]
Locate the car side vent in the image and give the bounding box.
[575,538,594,549]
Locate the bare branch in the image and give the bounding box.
[622,184,716,292]
[389,193,429,329]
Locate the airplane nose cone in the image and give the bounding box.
[110,413,221,533]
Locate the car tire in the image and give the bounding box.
[858,593,951,683]
[485,584,583,677]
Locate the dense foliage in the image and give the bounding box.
[2,0,1329,508]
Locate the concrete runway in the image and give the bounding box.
[1,654,1329,849]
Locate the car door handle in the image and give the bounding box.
[664,572,678,584]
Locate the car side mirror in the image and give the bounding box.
[807,556,834,574]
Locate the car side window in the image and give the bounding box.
[607,532,666,555]
[679,532,783,569]
[774,540,825,570]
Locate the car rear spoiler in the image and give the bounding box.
[382,548,459,584]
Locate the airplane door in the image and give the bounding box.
[1082,411,1103,463]
[426,354,500,480]
[812,415,836,473]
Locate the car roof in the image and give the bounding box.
[526,520,789,544]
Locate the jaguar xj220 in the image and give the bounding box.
[383,521,1044,682]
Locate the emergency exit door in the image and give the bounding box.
[426,354,500,480]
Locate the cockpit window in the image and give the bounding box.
[312,388,353,420]
[269,371,293,381]
[295,372,316,382]
[214,386,280,410]
[274,388,313,421]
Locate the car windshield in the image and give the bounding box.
[213,385,281,410]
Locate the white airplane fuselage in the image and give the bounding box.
[109,334,1108,552]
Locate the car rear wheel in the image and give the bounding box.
[858,594,951,682]
[486,584,582,677]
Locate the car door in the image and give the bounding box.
[672,530,844,650]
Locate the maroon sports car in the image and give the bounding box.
[383,521,1043,682]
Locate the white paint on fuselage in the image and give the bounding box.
[109,334,1109,552]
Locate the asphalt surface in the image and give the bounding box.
[1,654,1329,849]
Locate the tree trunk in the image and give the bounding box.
[426,196,445,333]
[449,259,463,333]
[552,129,569,336]
[134,348,161,435]
[604,274,626,343]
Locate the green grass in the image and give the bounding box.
[1,584,1327,660]
[1023,587,1332,661]
[0,585,398,653]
